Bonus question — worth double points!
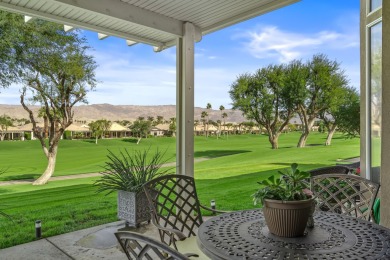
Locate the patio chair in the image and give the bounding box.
[115,231,191,260]
[311,174,380,221]
[309,165,350,177]
[143,174,225,254]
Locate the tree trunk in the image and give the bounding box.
[33,148,57,185]
[297,132,309,148]
[269,135,279,149]
[95,136,98,144]
[0,134,4,141]
[297,119,315,148]
[325,125,337,146]
[137,137,141,144]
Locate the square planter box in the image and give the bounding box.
[117,190,151,227]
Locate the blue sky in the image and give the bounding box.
[1,0,360,109]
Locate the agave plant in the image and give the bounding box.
[94,147,173,194]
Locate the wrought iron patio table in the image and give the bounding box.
[197,209,390,259]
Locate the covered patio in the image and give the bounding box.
[0,0,389,258]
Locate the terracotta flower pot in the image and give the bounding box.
[263,198,314,237]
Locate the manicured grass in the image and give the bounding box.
[0,132,359,249]
[0,138,177,181]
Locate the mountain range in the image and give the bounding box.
[0,104,247,123]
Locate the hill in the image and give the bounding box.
[0,104,246,123]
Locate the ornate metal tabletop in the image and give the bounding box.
[197,209,390,259]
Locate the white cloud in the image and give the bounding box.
[239,25,359,63]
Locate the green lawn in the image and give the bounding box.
[0,132,359,249]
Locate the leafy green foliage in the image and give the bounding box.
[130,119,152,143]
[333,88,360,138]
[229,65,296,149]
[253,163,311,204]
[94,148,173,194]
[89,119,112,143]
[0,115,13,141]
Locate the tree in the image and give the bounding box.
[218,105,225,138]
[147,116,154,122]
[222,112,228,137]
[206,103,212,137]
[225,123,233,138]
[294,54,348,148]
[194,119,199,133]
[131,119,152,144]
[230,65,296,149]
[0,11,21,91]
[37,107,49,139]
[332,88,360,138]
[0,115,13,141]
[155,115,164,126]
[1,13,97,185]
[319,86,355,145]
[89,119,112,144]
[200,111,208,137]
[169,117,176,137]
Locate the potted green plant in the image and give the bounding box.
[253,163,314,237]
[94,148,172,227]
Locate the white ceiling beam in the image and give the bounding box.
[154,25,201,52]
[98,33,109,40]
[24,15,34,23]
[202,0,301,35]
[126,40,137,46]
[64,25,74,32]
[0,1,166,47]
[50,0,183,37]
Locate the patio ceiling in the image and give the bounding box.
[0,0,299,50]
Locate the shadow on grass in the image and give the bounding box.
[1,174,36,181]
[0,188,11,194]
[82,140,96,144]
[194,150,251,159]
[121,138,138,144]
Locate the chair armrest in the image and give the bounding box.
[150,217,187,241]
[200,204,230,214]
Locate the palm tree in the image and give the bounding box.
[219,105,225,138]
[169,117,176,137]
[194,119,199,135]
[222,112,228,131]
[206,103,212,137]
[156,115,164,125]
[225,122,233,139]
[201,111,208,137]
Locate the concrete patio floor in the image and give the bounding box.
[0,220,160,260]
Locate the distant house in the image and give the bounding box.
[1,126,24,141]
[150,124,169,137]
[106,122,131,138]
[66,124,91,139]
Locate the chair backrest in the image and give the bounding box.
[143,174,203,246]
[309,165,350,177]
[311,174,380,220]
[115,231,190,260]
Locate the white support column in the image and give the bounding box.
[176,22,196,177]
